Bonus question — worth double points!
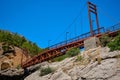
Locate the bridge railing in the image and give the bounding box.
[49,23,120,49]
[105,23,120,33]
[49,27,105,49]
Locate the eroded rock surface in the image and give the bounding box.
[25,47,120,80]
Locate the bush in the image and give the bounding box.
[2,45,10,52]
[16,65,21,69]
[76,55,83,61]
[53,47,80,62]
[52,54,67,62]
[40,66,53,76]
[66,47,80,57]
[100,34,112,47]
[107,31,120,51]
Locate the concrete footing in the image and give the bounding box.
[84,37,101,51]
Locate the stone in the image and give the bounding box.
[0,60,13,70]
[50,69,72,80]
[100,50,120,59]
[84,37,100,51]
[82,59,117,79]
[25,70,50,80]
[79,62,98,77]
[24,47,120,80]
[0,68,24,76]
[67,65,85,80]
[108,68,120,80]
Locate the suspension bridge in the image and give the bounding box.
[21,1,120,68]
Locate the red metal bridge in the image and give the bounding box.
[21,2,120,68]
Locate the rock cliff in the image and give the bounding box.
[25,47,120,80]
[0,43,29,70]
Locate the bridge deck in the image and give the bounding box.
[21,23,120,68]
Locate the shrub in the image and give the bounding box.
[2,45,10,52]
[76,55,83,61]
[107,31,120,51]
[53,47,80,62]
[40,66,53,76]
[100,34,112,47]
[16,65,21,69]
[66,47,80,57]
[52,55,67,62]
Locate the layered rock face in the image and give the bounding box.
[0,43,29,70]
[0,43,30,80]
[25,47,120,80]
[0,68,24,80]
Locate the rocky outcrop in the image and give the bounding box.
[25,47,120,80]
[0,44,29,70]
[0,43,31,79]
[80,59,117,79]
[0,68,24,80]
[0,68,24,76]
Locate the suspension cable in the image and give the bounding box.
[52,1,87,44]
[98,7,118,23]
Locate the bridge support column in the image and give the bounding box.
[84,37,100,51]
[88,1,100,36]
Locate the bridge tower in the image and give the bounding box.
[87,2,100,36]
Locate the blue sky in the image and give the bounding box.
[0,0,120,48]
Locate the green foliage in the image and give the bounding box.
[100,34,112,47]
[0,30,43,56]
[107,32,120,51]
[12,33,26,47]
[76,55,83,61]
[21,42,41,56]
[66,47,80,57]
[16,65,21,69]
[53,47,80,62]
[52,54,68,62]
[40,66,53,76]
[2,45,10,52]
